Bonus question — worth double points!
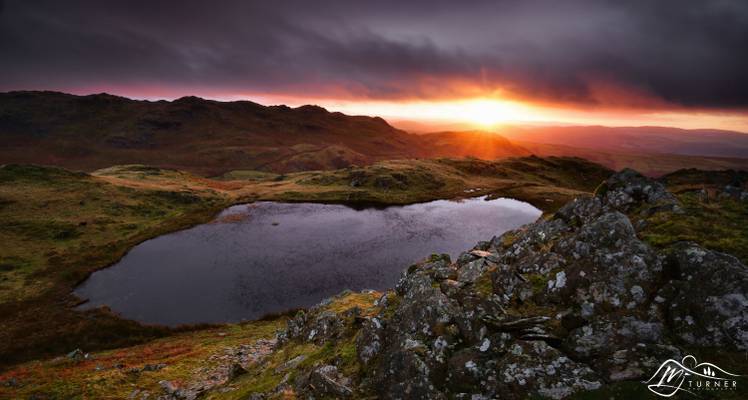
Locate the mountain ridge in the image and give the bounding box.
[0,91,528,175]
[3,91,747,177]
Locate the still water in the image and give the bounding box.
[75,197,541,326]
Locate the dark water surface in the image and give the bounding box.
[75,197,540,326]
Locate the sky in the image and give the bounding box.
[1,0,748,131]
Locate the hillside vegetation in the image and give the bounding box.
[639,169,748,264]
[0,164,231,367]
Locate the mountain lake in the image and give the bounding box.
[75,197,541,325]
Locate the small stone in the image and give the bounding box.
[479,338,491,352]
[470,250,492,258]
[159,380,179,395]
[228,363,247,380]
[2,377,18,387]
[67,348,84,360]
[142,363,166,372]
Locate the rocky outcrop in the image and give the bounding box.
[265,169,747,399]
[719,183,748,201]
[155,338,277,400]
[660,242,748,350]
[297,364,354,398]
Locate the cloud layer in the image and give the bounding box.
[1,0,747,109]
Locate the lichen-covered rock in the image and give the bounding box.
[549,211,663,312]
[356,317,384,365]
[554,196,602,226]
[496,219,570,264]
[297,365,353,398]
[282,308,347,345]
[594,343,682,382]
[719,184,748,201]
[661,242,748,350]
[564,317,664,360]
[457,258,489,284]
[420,254,458,281]
[374,340,448,400]
[597,168,681,215]
[494,341,602,400]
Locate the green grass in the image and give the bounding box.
[474,270,495,298]
[528,273,550,294]
[283,157,612,212]
[0,164,230,368]
[639,191,748,264]
[218,170,280,181]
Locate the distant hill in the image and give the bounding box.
[501,125,748,159]
[516,140,748,176]
[0,91,528,175]
[0,91,423,175]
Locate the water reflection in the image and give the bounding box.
[75,197,541,326]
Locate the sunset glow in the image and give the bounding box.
[3,1,748,134]
[312,98,541,129]
[238,94,748,132]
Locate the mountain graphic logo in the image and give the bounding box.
[645,355,741,397]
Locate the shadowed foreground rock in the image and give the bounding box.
[200,169,747,399]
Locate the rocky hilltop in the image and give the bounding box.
[257,169,747,399]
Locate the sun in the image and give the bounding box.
[308,97,539,129]
[458,99,523,127]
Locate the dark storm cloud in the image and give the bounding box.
[1,0,747,108]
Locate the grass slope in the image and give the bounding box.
[0,164,230,367]
[0,291,380,400]
[640,169,748,264]
[225,156,612,212]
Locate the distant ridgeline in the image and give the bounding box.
[0,91,528,175]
